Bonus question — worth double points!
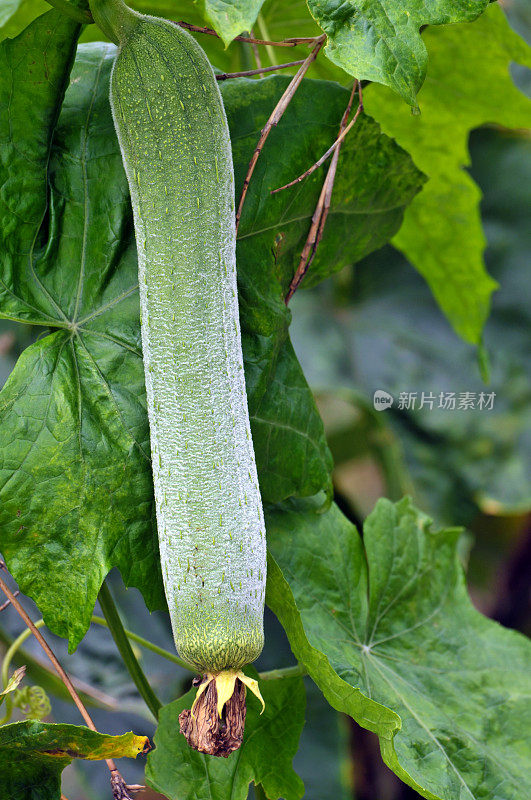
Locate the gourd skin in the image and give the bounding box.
[109,16,266,672]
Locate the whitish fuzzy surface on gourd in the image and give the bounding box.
[110,17,266,671]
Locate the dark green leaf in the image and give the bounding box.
[364,4,531,343]
[0,31,164,648]
[307,0,489,104]
[0,4,81,325]
[266,495,531,799]
[0,720,148,800]
[145,676,305,800]
[0,28,423,648]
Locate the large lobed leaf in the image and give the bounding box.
[145,675,305,800]
[364,3,531,343]
[0,720,148,800]
[307,0,489,104]
[0,12,423,649]
[266,495,531,799]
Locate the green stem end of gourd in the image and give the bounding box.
[88,0,138,44]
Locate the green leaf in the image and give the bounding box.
[265,500,402,742]
[266,495,531,800]
[0,0,31,30]
[194,0,266,45]
[0,4,81,325]
[0,0,23,27]
[307,0,489,104]
[145,676,305,800]
[0,0,48,43]
[364,4,531,343]
[0,720,148,800]
[0,28,423,648]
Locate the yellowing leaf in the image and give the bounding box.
[0,666,26,703]
[0,721,148,799]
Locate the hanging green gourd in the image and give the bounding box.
[89,0,266,755]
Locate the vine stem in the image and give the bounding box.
[0,589,19,612]
[90,615,194,671]
[0,570,99,730]
[2,623,44,687]
[1,610,305,685]
[42,3,319,51]
[0,565,139,800]
[248,29,262,71]
[0,614,178,716]
[97,582,161,719]
[259,663,307,681]
[176,21,318,48]
[272,81,363,195]
[216,59,306,81]
[285,80,360,303]
[0,624,121,712]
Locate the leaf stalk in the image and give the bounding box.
[97,581,162,719]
